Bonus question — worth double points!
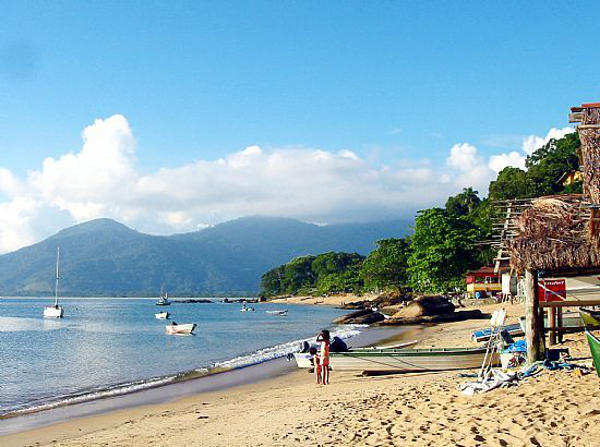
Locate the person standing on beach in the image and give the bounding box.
[316,330,330,385]
[309,347,322,384]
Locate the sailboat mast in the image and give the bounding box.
[55,247,60,306]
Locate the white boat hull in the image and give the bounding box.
[44,306,63,318]
[165,323,196,335]
[266,310,287,316]
[294,353,314,368]
[155,312,169,319]
[329,348,499,372]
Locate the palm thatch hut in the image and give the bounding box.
[500,103,600,362]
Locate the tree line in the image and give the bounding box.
[261,133,581,296]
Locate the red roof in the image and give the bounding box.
[581,102,600,108]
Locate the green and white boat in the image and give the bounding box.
[585,330,600,377]
[329,347,499,372]
[580,309,600,328]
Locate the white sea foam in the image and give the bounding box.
[212,324,364,370]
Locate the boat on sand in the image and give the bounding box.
[165,322,196,335]
[329,347,499,372]
[580,309,600,327]
[585,330,600,377]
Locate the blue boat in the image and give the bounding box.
[471,323,524,343]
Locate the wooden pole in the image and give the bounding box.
[549,307,556,346]
[524,269,543,362]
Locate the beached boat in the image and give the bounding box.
[329,347,499,372]
[585,330,600,377]
[472,324,524,343]
[165,322,196,335]
[156,292,171,306]
[294,340,421,369]
[155,311,170,319]
[266,310,287,316]
[43,248,64,319]
[580,309,600,327]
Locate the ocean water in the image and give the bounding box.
[0,298,354,417]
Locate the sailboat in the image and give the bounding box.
[156,290,171,306]
[43,247,64,318]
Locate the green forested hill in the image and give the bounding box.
[0,216,411,296]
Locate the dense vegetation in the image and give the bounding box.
[261,133,582,297]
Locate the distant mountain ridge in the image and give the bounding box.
[0,216,411,296]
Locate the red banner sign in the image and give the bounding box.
[538,279,566,302]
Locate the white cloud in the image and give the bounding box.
[0,114,479,253]
[522,127,575,155]
[488,151,526,173]
[0,116,578,254]
[486,126,576,174]
[446,143,494,190]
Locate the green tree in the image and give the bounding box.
[446,187,482,216]
[526,132,581,196]
[360,238,411,291]
[407,208,479,293]
[488,167,535,200]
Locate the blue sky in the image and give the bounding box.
[0,1,599,251]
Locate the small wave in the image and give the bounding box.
[0,325,364,419]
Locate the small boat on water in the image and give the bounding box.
[329,347,499,372]
[165,322,196,335]
[156,292,171,306]
[580,309,600,327]
[266,310,287,316]
[585,330,600,377]
[472,324,524,343]
[240,304,255,312]
[155,311,170,319]
[44,247,64,319]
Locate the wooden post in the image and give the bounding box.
[524,269,543,362]
[557,308,564,344]
[549,307,556,346]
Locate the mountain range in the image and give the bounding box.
[0,216,411,296]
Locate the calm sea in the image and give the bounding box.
[0,298,354,417]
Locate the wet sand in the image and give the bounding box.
[2,303,598,447]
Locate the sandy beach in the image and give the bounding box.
[3,302,598,447]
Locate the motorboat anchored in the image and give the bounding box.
[155,311,170,319]
[44,247,64,319]
[329,347,499,373]
[266,310,287,316]
[165,322,196,335]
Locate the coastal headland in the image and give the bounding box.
[2,301,598,447]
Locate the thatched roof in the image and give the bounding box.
[507,194,600,272]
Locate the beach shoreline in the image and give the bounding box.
[3,302,598,447]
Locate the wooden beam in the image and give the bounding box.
[524,269,543,363]
[539,299,600,308]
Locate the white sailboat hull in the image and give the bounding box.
[155,312,170,319]
[165,323,196,335]
[44,306,63,318]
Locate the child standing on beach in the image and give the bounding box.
[316,330,330,385]
[309,347,321,384]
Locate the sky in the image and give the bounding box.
[1,1,599,253]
